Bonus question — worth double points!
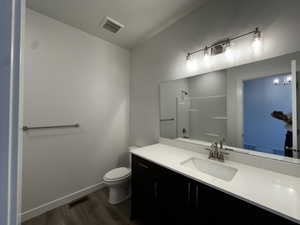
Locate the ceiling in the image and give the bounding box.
[27,0,208,49]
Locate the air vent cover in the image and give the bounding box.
[101,17,124,34]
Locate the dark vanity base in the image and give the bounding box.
[131,155,297,225]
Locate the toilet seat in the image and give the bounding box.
[104,167,131,182]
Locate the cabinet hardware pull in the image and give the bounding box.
[138,163,149,169]
[154,182,158,200]
[187,182,191,202]
[195,185,199,208]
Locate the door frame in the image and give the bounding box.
[291,60,298,155]
[0,0,25,225]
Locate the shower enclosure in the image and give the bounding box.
[160,71,227,142]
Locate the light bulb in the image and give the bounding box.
[253,37,262,48]
[252,28,262,53]
[186,57,197,71]
[203,46,210,61]
[273,78,280,85]
[287,76,292,83]
[225,41,233,60]
[204,54,210,61]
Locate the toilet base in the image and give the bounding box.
[107,181,131,205]
[109,193,130,205]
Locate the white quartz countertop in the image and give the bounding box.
[131,143,300,224]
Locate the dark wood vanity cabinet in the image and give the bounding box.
[131,155,297,225]
[131,155,160,224]
[131,155,190,225]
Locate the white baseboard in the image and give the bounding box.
[20,181,106,222]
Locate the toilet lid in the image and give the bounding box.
[104,167,131,181]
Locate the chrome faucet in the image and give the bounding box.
[219,137,224,150]
[208,137,228,162]
[208,141,218,159]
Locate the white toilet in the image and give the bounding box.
[103,147,138,204]
[103,167,131,204]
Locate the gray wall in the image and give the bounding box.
[130,0,300,147]
[22,9,130,212]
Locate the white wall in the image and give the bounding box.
[22,9,130,215]
[130,0,300,147]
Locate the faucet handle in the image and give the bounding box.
[218,136,225,149]
[213,140,219,148]
[210,141,217,150]
[217,152,225,162]
[208,150,213,159]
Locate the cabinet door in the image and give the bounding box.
[233,198,298,225]
[196,183,298,225]
[193,182,220,225]
[131,155,161,224]
[159,171,192,225]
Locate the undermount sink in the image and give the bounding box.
[181,157,238,181]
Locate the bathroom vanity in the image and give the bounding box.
[131,144,300,225]
[131,50,300,225]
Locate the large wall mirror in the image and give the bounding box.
[160,51,300,160]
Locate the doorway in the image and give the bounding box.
[243,74,292,155]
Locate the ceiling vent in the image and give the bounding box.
[101,17,124,34]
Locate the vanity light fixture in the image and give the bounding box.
[273,76,292,86]
[186,27,262,63]
[253,27,262,45]
[186,52,192,61]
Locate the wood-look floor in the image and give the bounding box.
[23,188,142,225]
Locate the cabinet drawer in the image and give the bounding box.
[132,155,159,171]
